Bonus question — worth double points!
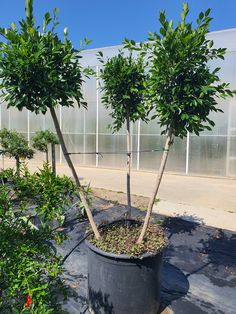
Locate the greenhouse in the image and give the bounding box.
[1,1,236,313]
[1,28,236,178]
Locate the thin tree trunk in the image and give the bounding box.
[126,113,132,219]
[137,129,173,244]
[51,143,56,175]
[16,157,20,176]
[50,107,101,240]
[46,149,49,163]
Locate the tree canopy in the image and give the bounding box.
[32,130,59,153]
[124,3,235,138]
[99,51,148,131]
[0,9,86,114]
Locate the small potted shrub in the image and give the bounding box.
[86,4,235,313]
[32,129,59,173]
[0,128,34,176]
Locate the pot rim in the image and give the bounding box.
[86,219,165,260]
[85,238,164,260]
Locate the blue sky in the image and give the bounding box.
[0,0,235,49]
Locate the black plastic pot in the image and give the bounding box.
[86,236,163,314]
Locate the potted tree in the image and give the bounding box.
[0,128,34,176]
[97,51,148,219]
[86,4,235,314]
[32,129,59,174]
[0,0,100,238]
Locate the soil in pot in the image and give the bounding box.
[88,220,166,257]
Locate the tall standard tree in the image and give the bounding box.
[0,0,100,238]
[125,3,235,243]
[99,51,148,219]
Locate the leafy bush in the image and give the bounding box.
[32,130,59,165]
[0,164,80,312]
[32,130,59,153]
[12,164,76,231]
[0,210,68,313]
[0,128,34,175]
[0,168,14,183]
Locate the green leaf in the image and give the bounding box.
[159,11,166,25]
[205,8,211,16]
[160,28,166,36]
[181,3,189,20]
[199,12,204,20]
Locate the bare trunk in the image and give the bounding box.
[126,112,131,219]
[50,107,101,240]
[16,157,20,176]
[51,143,56,175]
[126,113,132,219]
[137,129,173,244]
[46,149,49,163]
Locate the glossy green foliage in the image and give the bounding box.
[32,130,59,153]
[13,163,76,226]
[0,164,75,312]
[99,51,148,131]
[0,8,86,114]
[124,4,235,137]
[0,128,34,160]
[0,211,67,313]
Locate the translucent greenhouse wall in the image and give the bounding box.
[0,29,236,177]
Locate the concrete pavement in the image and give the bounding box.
[3,159,236,231]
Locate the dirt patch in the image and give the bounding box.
[91,187,150,211]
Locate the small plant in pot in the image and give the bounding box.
[0,128,34,176]
[86,4,235,314]
[32,129,59,174]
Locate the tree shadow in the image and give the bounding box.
[88,287,115,314]
[162,216,200,239]
[200,228,236,269]
[159,261,190,313]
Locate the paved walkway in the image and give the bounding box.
[55,164,236,232]
[3,160,236,231]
